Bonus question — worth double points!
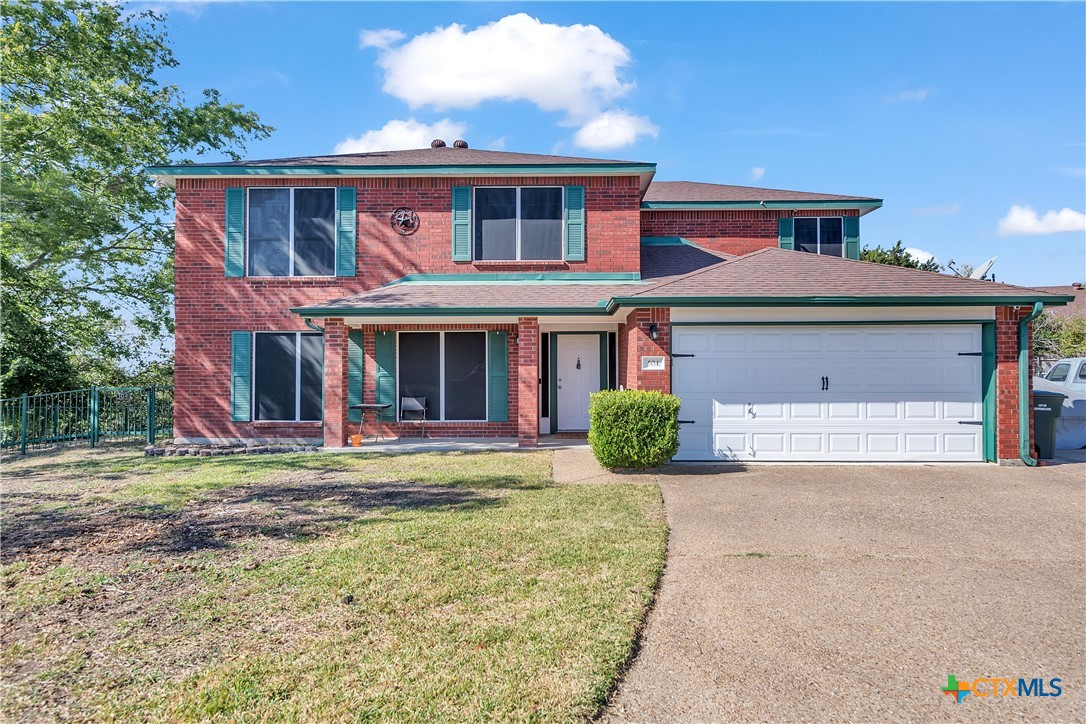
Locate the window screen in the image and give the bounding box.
[293,188,336,276]
[794,218,818,254]
[248,189,291,276]
[254,333,297,420]
[299,333,323,421]
[475,188,517,260]
[520,188,563,260]
[398,333,441,420]
[819,218,843,257]
[445,332,486,420]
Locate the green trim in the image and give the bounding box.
[778,217,794,251]
[230,331,251,422]
[148,163,657,177]
[487,331,509,422]
[549,334,558,435]
[336,187,357,277]
[982,322,996,463]
[670,319,995,327]
[599,333,608,391]
[224,188,245,277]
[608,295,1073,309]
[451,186,472,262]
[843,216,860,261]
[374,331,396,422]
[292,305,612,318]
[641,199,884,210]
[564,185,586,262]
[640,236,696,246]
[388,272,642,284]
[347,331,364,422]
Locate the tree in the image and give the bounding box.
[860,241,943,272]
[0,0,272,397]
[1034,312,1086,362]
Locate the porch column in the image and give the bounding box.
[322,318,349,448]
[620,308,671,392]
[517,317,539,447]
[995,306,1034,463]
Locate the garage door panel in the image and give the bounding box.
[673,324,984,462]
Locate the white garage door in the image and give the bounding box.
[672,325,984,462]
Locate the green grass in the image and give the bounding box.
[1,446,667,721]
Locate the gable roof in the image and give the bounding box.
[162,147,650,169]
[621,248,1075,306]
[1035,285,1085,319]
[641,180,883,214]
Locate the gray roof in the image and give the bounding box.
[161,147,652,169]
[644,180,880,203]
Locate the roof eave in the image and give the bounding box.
[291,305,614,318]
[610,294,1073,308]
[640,199,884,215]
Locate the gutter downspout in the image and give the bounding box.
[1018,302,1044,466]
[304,318,324,333]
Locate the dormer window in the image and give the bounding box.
[474,187,564,261]
[794,217,843,257]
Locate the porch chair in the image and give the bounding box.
[400,396,427,438]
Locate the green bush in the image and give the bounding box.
[588,389,681,469]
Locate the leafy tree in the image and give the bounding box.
[0,0,272,397]
[860,241,943,272]
[1034,312,1086,362]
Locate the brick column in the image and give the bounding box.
[322,318,349,448]
[995,306,1035,462]
[517,317,539,447]
[619,308,671,392]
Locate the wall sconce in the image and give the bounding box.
[648,323,659,341]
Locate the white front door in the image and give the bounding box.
[672,324,985,462]
[557,334,600,431]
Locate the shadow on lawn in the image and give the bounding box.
[2,476,500,562]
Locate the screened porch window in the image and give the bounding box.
[253,332,323,421]
[398,332,487,421]
[248,188,336,276]
[474,187,563,261]
[794,217,843,256]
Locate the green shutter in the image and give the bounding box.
[225,188,245,277]
[778,217,794,251]
[336,187,357,277]
[230,331,251,421]
[374,331,396,421]
[843,216,860,260]
[564,185,585,261]
[347,331,363,422]
[452,186,472,261]
[488,331,509,422]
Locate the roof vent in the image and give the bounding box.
[431,139,446,148]
[1073,282,1084,290]
[452,139,468,149]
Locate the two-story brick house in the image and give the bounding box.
[149,143,1070,463]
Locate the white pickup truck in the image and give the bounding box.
[1034,357,1086,449]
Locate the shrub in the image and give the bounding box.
[588,389,680,469]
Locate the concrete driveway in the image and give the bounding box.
[588,458,1085,722]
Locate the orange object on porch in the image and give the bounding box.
[349,434,365,447]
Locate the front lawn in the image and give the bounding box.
[1,446,666,721]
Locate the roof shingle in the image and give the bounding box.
[643,180,879,203]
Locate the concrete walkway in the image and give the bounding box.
[568,452,1086,722]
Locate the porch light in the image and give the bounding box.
[649,323,659,341]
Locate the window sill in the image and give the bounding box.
[251,420,322,427]
[470,260,571,267]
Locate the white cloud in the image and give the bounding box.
[333,118,467,154]
[997,205,1086,236]
[750,167,766,182]
[359,28,405,50]
[573,111,657,151]
[912,202,962,218]
[371,14,634,118]
[904,247,938,265]
[885,89,930,103]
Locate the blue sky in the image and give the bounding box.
[146,1,1085,287]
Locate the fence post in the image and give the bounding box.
[89,385,99,448]
[146,385,157,445]
[19,393,28,455]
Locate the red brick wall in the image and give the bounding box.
[640,208,861,256]
[995,306,1036,461]
[173,174,639,442]
[516,318,540,447]
[618,308,671,393]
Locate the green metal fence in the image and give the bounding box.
[0,385,173,454]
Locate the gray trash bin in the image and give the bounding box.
[1033,390,1067,460]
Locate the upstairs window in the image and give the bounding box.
[794,217,843,257]
[248,188,336,276]
[474,187,563,261]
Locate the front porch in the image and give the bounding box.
[318,311,671,449]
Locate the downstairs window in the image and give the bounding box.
[398,331,487,421]
[253,332,323,421]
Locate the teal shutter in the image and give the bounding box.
[843,216,860,260]
[374,331,396,421]
[452,186,472,261]
[487,331,509,422]
[230,331,251,421]
[225,188,245,277]
[347,331,364,422]
[564,185,585,261]
[336,187,357,276]
[778,217,794,251]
